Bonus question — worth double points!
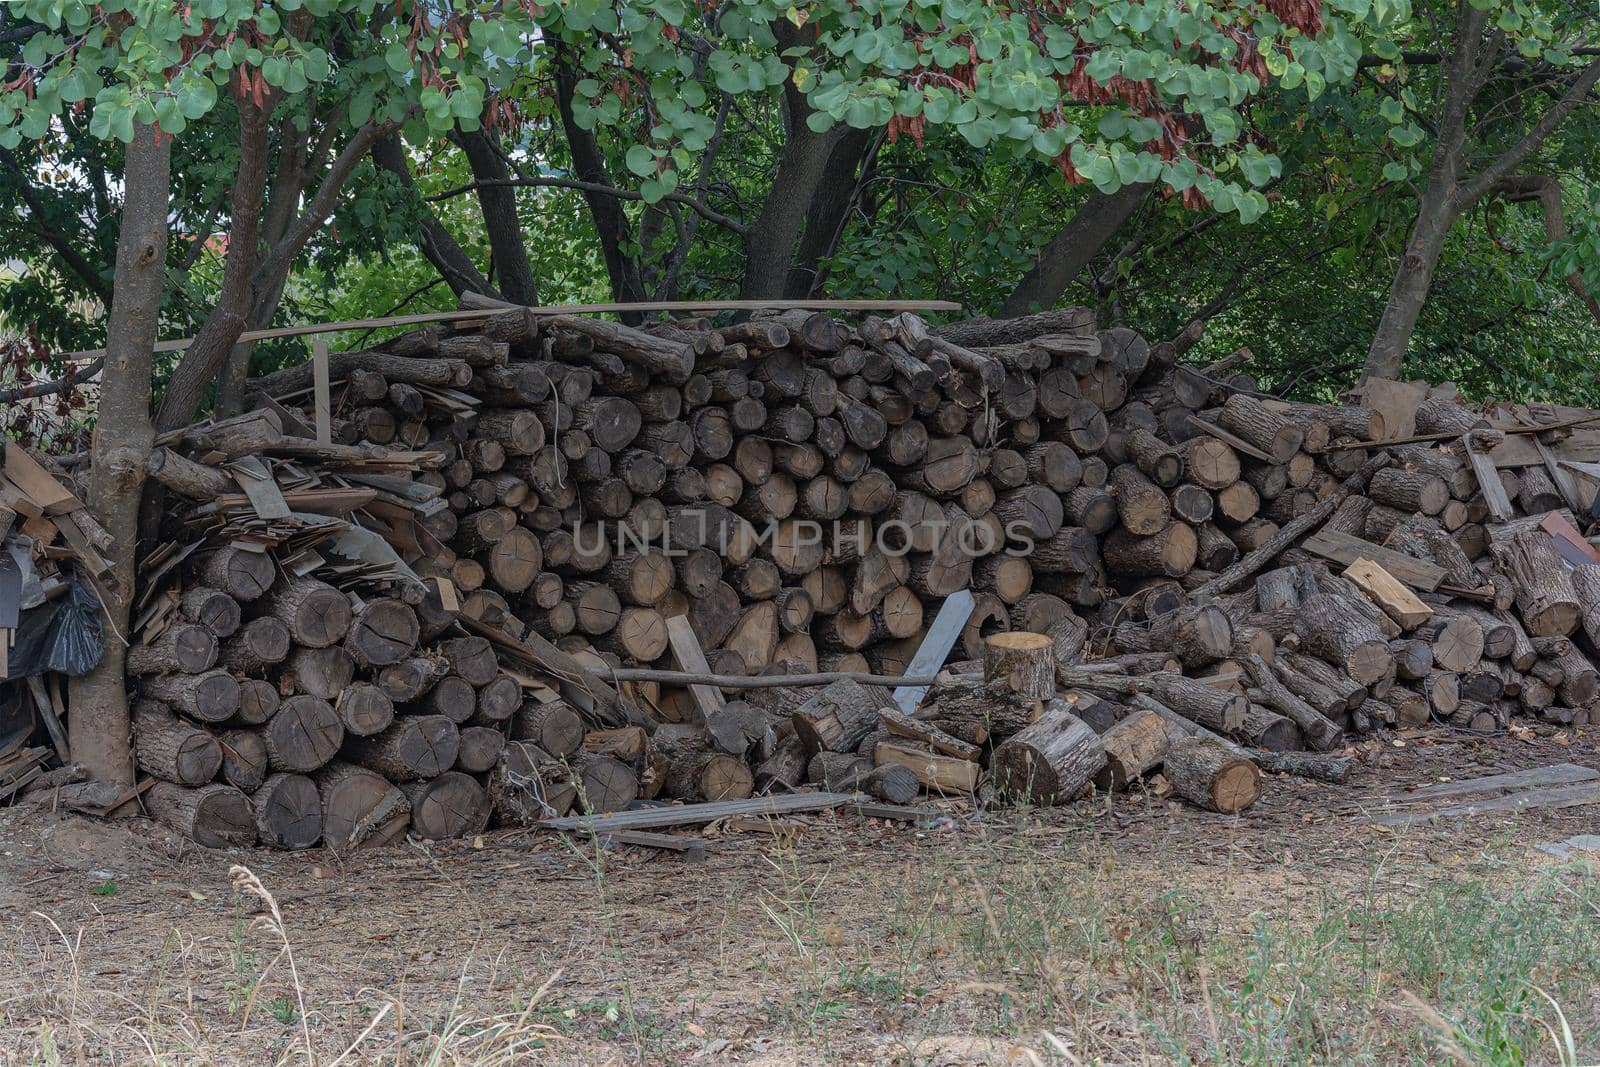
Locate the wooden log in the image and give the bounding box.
[345,714,460,780]
[1491,531,1581,637]
[403,772,491,839]
[991,709,1106,804]
[133,704,222,786]
[1568,564,1600,649]
[1113,605,1233,670]
[791,679,886,755]
[1148,672,1248,732]
[1241,654,1341,750]
[178,586,241,638]
[1185,437,1240,490]
[472,674,521,725]
[1367,467,1449,516]
[1550,647,1600,706]
[1293,594,1394,684]
[127,623,217,675]
[341,598,420,669]
[1217,394,1303,463]
[315,761,411,849]
[146,782,256,847]
[280,645,355,700]
[1109,463,1171,535]
[196,546,276,602]
[148,447,236,499]
[1093,708,1170,791]
[140,670,239,723]
[217,729,269,793]
[335,682,395,737]
[1413,613,1486,672]
[257,577,352,648]
[511,700,586,758]
[1162,737,1262,813]
[254,773,323,849]
[875,739,982,793]
[262,695,344,772]
[569,754,639,813]
[981,632,1056,699]
[653,723,754,801]
[418,674,476,723]
[1389,638,1434,680]
[1101,523,1197,578]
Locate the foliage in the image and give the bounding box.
[551,0,1401,221]
[0,0,1596,413]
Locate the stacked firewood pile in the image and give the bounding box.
[85,299,1600,846]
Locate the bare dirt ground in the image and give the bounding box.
[4,727,1600,1065]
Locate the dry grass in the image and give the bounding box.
[4,731,1600,1064]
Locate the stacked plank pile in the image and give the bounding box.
[103,302,1600,845]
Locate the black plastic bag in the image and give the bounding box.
[4,579,105,680]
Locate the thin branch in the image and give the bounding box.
[0,356,101,404]
[1460,57,1600,202]
[425,175,748,236]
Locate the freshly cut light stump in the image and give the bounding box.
[982,632,1056,699]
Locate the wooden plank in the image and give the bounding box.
[25,675,70,762]
[1185,414,1274,463]
[1369,780,1600,826]
[664,614,726,719]
[51,299,966,360]
[227,457,291,520]
[1531,433,1587,513]
[0,443,80,515]
[1300,530,1447,591]
[1401,762,1599,802]
[1343,558,1433,629]
[312,338,332,446]
[1465,435,1515,521]
[1539,511,1600,567]
[539,791,858,832]
[846,801,945,823]
[578,829,707,856]
[892,589,975,714]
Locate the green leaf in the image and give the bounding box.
[625,144,657,177]
[384,42,411,73]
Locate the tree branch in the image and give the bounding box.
[425,174,748,237]
[372,134,497,299]
[1459,57,1600,203]
[0,150,112,299]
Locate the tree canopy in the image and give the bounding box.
[1,0,1598,426]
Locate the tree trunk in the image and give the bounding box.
[68,122,171,797]
[454,128,540,305]
[1000,184,1151,318]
